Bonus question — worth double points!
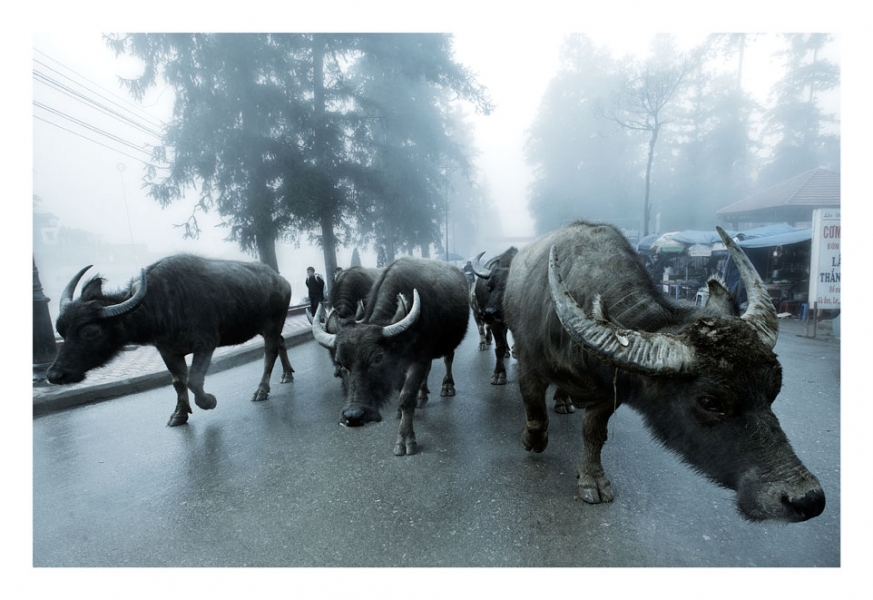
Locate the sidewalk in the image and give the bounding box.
[33,313,314,417]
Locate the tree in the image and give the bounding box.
[599,36,692,237]
[343,34,491,261]
[107,33,307,272]
[525,34,639,235]
[653,35,760,231]
[757,34,840,187]
[108,33,491,276]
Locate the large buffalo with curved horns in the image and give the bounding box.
[46,254,295,426]
[504,220,825,523]
[312,257,469,456]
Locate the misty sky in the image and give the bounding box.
[27,23,846,319]
[30,30,831,255]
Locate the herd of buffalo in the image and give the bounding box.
[45,219,826,524]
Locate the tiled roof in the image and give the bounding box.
[717,168,840,215]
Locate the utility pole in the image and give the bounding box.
[33,258,57,381]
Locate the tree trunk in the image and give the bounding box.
[312,34,338,293]
[319,212,338,293]
[643,125,659,237]
[257,233,279,273]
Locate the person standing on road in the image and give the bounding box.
[305,266,326,320]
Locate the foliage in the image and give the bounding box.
[525,35,640,236]
[757,34,840,187]
[106,33,492,273]
[525,33,840,238]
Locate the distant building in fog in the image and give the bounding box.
[717,168,840,230]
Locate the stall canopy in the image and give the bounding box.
[736,227,812,248]
[637,223,807,256]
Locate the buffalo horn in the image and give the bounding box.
[355,300,366,322]
[382,289,420,338]
[311,303,336,349]
[58,265,93,316]
[470,251,492,279]
[100,268,148,319]
[548,246,695,375]
[716,226,779,349]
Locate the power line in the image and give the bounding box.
[33,100,156,158]
[34,68,164,139]
[33,47,166,130]
[33,114,162,169]
[33,47,171,164]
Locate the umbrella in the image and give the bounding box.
[650,232,686,254]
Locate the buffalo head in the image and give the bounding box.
[313,290,421,426]
[46,266,147,384]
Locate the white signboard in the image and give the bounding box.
[808,208,841,309]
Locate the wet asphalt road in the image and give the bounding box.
[32,317,840,568]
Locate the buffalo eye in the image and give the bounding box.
[372,353,384,366]
[697,395,725,415]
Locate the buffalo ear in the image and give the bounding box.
[80,277,105,301]
[704,278,738,316]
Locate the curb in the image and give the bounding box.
[32,328,313,418]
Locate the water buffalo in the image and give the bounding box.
[317,266,382,377]
[470,248,515,385]
[503,220,825,523]
[46,254,295,426]
[471,247,574,414]
[312,257,469,456]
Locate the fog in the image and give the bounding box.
[32,29,839,320]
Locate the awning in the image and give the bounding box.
[737,228,812,248]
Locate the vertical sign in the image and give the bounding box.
[808,208,841,309]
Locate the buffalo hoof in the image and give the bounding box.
[195,393,217,410]
[577,471,614,504]
[167,412,189,427]
[440,383,456,397]
[521,426,548,453]
[251,389,269,402]
[280,371,294,383]
[490,373,506,385]
[416,392,429,408]
[554,401,576,414]
[393,440,418,456]
[478,342,488,351]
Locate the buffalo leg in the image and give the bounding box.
[277,340,294,383]
[417,361,433,408]
[490,325,508,385]
[553,387,576,414]
[188,349,217,410]
[160,351,192,427]
[476,318,491,351]
[440,351,456,396]
[577,403,616,504]
[518,361,550,453]
[253,334,294,402]
[395,361,429,456]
